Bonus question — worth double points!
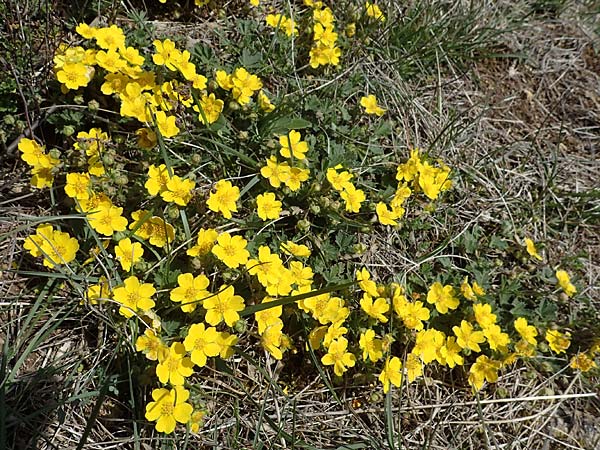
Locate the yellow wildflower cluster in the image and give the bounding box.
[365,2,386,22]
[260,130,310,193]
[17,10,595,438]
[145,164,195,206]
[18,138,60,188]
[396,148,452,201]
[266,13,298,37]
[24,223,79,269]
[326,165,366,213]
[216,67,263,105]
[73,128,110,176]
[308,3,342,68]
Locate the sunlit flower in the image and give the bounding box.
[203,285,245,327]
[114,237,144,271]
[321,337,356,376]
[206,180,239,219]
[211,232,249,269]
[379,356,402,393]
[360,94,385,116]
[545,329,571,354]
[145,386,193,434]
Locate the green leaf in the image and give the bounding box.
[268,117,312,134]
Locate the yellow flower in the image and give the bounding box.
[417,161,452,200]
[161,175,195,206]
[211,232,250,269]
[256,192,282,221]
[194,93,224,124]
[57,63,92,90]
[555,269,577,297]
[279,130,309,160]
[156,342,194,385]
[289,261,313,288]
[313,23,338,46]
[545,329,571,354]
[284,166,310,191]
[258,90,275,112]
[255,298,283,334]
[170,273,210,313]
[461,276,485,301]
[146,216,175,248]
[231,67,262,105]
[452,320,485,352]
[64,173,92,200]
[189,409,206,434]
[358,329,383,362]
[155,111,180,138]
[216,331,238,359]
[405,352,423,382]
[525,238,543,261]
[94,25,125,50]
[266,14,298,37]
[145,164,170,197]
[472,303,497,329]
[376,202,403,226]
[280,241,311,257]
[438,336,464,368]
[365,2,386,22]
[75,23,97,39]
[135,329,168,361]
[321,337,356,376]
[309,43,341,68]
[468,355,502,391]
[215,70,233,90]
[18,137,57,169]
[379,356,402,393]
[246,246,283,287]
[95,49,126,72]
[114,237,144,271]
[145,386,193,434]
[187,228,219,257]
[152,39,179,70]
[313,6,334,27]
[514,317,537,345]
[23,224,79,269]
[396,300,430,331]
[340,184,366,213]
[84,278,110,305]
[360,94,386,116]
[206,179,239,219]
[183,323,222,367]
[569,353,597,372]
[112,276,156,318]
[119,46,145,66]
[396,149,421,182]
[360,293,389,323]
[426,282,459,314]
[483,324,510,351]
[260,156,291,188]
[87,204,128,236]
[261,322,285,360]
[203,285,245,327]
[412,329,445,364]
[356,268,379,297]
[326,167,354,191]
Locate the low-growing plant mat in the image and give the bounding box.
[1,0,599,449]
